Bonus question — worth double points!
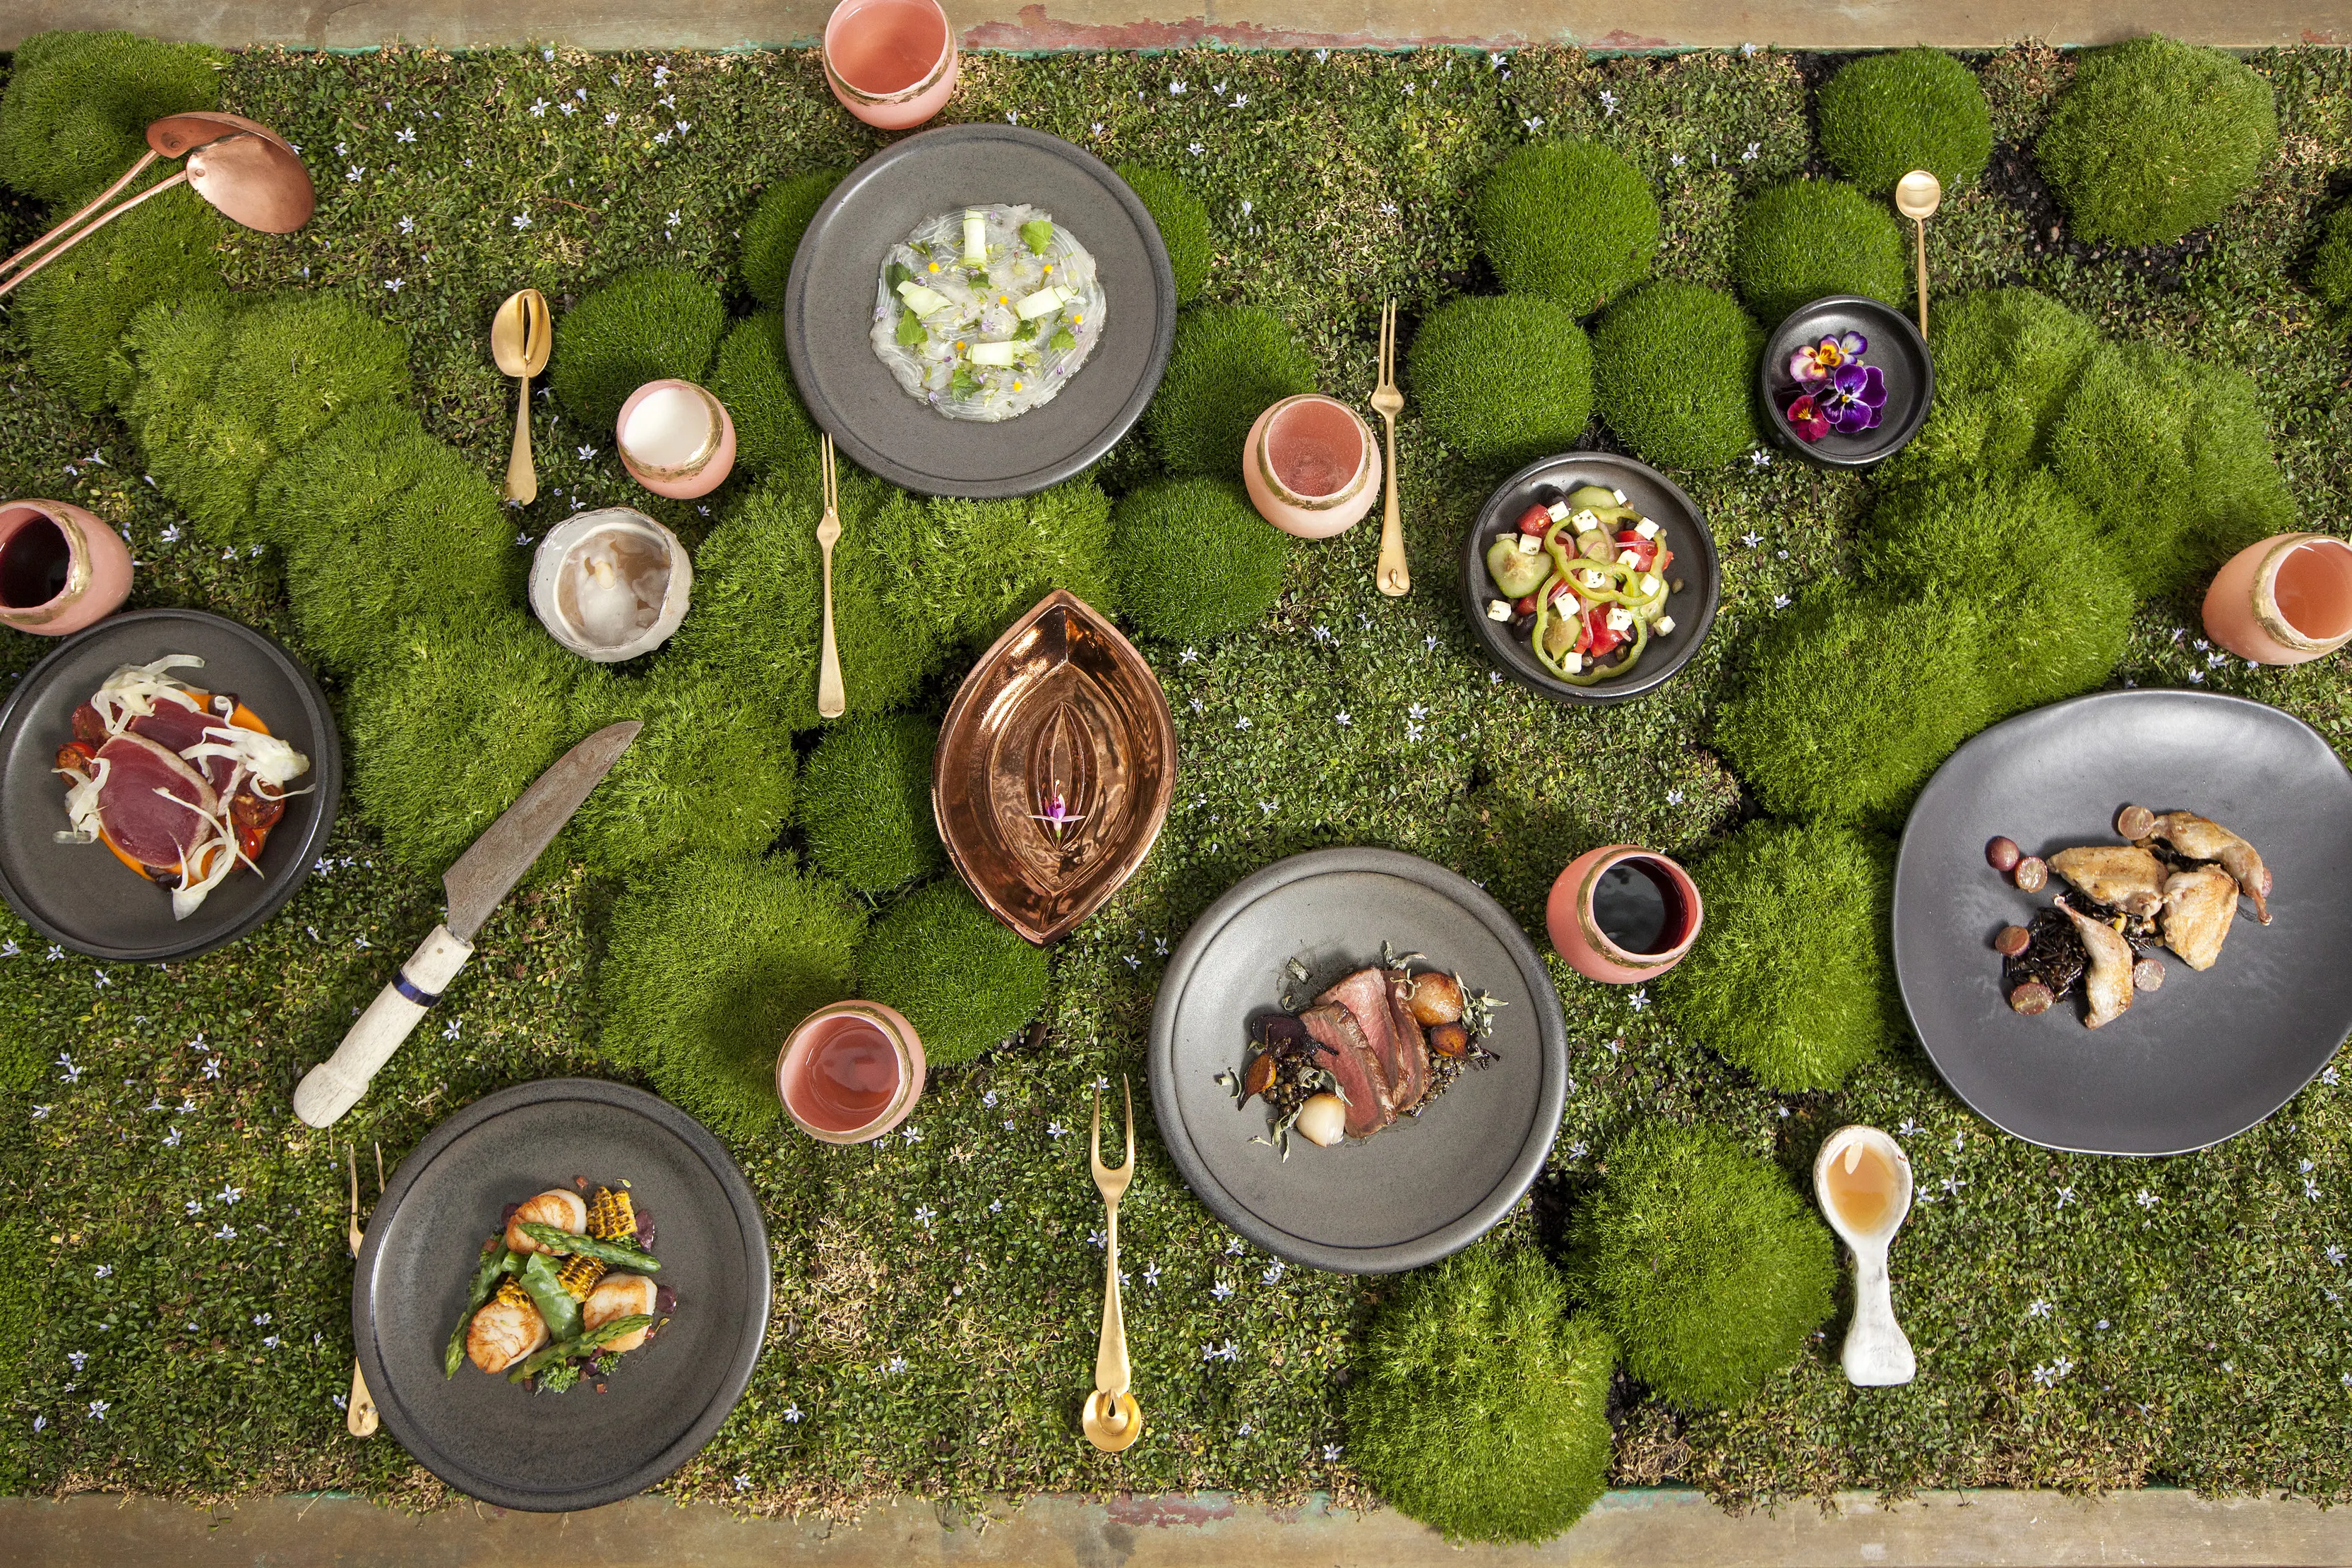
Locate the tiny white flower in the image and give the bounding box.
[783,1403,804,1422]
[577,444,599,460]
[2137,1189,2160,1209]
[914,1206,936,1228]
[262,1335,280,1349]
[1233,94,1248,107]
[1742,141,1760,162]
[88,1401,109,1420]
[346,164,364,183]
[219,1185,243,1204]
[94,1265,110,1279]
[1628,990,1649,1012]
[2028,1298,2052,1317]
[1772,593,1792,610]
[1047,1120,1070,1139]
[213,1224,236,1240]
[605,111,621,126]
[31,1106,50,1120]
[530,98,549,116]
[1322,1443,1342,1461]
[1212,1280,1234,1301]
[1671,152,1686,167]
[1599,90,1618,114]
[1188,141,1205,157]
[734,1474,751,1491]
[67,1351,88,1370]
[2056,1185,2076,1209]
[1524,116,1544,133]
[385,278,404,293]
[512,213,532,229]
[1144,1263,1162,1286]
[1235,716,1251,731]
[1334,710,1351,727]
[1169,78,1187,93]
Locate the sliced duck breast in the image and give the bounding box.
[92,733,220,869]
[1298,1003,1394,1138]
[1381,969,1432,1114]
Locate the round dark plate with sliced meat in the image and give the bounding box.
[0,608,340,960]
[357,1079,770,1512]
[1150,847,1570,1274]
[1895,689,2352,1156]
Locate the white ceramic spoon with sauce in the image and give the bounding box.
[1814,1124,1917,1387]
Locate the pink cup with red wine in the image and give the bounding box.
[0,498,132,636]
[1547,845,1704,983]
[777,1000,926,1144]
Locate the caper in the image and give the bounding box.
[1986,836,2022,872]
[2009,981,2053,1015]
[2116,804,2155,840]
[2012,856,2048,892]
[2132,957,2166,993]
[1994,925,2031,957]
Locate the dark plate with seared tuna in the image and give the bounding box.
[0,608,340,960]
[1150,847,1568,1274]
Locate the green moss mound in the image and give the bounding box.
[1889,287,2099,482]
[1863,470,2134,717]
[1713,580,1990,825]
[709,312,819,485]
[1409,294,1593,469]
[266,407,520,677]
[0,30,227,208]
[111,289,237,453]
[1109,477,1290,644]
[13,187,225,412]
[2046,341,2291,596]
[345,612,584,873]
[132,292,411,544]
[1659,821,1894,1091]
[740,167,847,309]
[2036,35,2278,248]
[1816,47,1993,196]
[1592,282,1760,469]
[1732,180,1909,329]
[1347,1248,1616,1544]
[2315,205,2352,317]
[858,880,1046,1067]
[1565,1122,1834,1408]
[1472,141,1659,316]
[1145,305,1318,479]
[601,853,864,1141]
[675,472,942,731]
[566,660,799,876]
[549,267,726,433]
[1117,164,1212,305]
[799,714,944,892]
[911,479,1121,650]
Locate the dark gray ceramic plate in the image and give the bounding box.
[783,124,1176,498]
[0,608,340,961]
[1458,452,1720,705]
[1895,690,2352,1156]
[1149,848,1569,1273]
[1760,295,1933,470]
[354,1079,770,1512]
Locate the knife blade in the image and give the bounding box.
[292,721,642,1128]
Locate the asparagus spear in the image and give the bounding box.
[507,1314,657,1384]
[515,1221,662,1273]
[443,1241,523,1377]
[515,1250,583,1343]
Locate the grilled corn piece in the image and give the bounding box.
[494,1277,534,1310]
[588,1185,635,1242]
[557,1251,608,1302]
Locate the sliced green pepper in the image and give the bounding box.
[1556,616,1649,686]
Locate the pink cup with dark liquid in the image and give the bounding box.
[1548,845,1704,984]
[0,499,131,636]
[823,0,959,131]
[777,1000,926,1144]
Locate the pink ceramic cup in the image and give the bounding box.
[823,0,959,131]
[2202,532,2352,666]
[616,379,736,501]
[1546,844,1705,984]
[1242,394,1383,539]
[0,498,132,636]
[777,1000,928,1145]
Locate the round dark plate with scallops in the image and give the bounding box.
[1150,847,1570,1274]
[0,607,340,961]
[1894,690,2352,1155]
[355,1079,770,1512]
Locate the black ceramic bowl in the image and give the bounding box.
[784,124,1177,498]
[0,608,340,961]
[1457,451,1720,705]
[1760,295,1934,470]
[356,1079,772,1511]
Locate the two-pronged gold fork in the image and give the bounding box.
[1371,298,1409,598]
[1081,1077,1142,1453]
[815,432,847,720]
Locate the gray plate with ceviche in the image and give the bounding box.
[1150,848,1569,1274]
[1459,453,1720,705]
[355,1079,769,1511]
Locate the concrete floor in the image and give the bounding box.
[6,1488,2352,1567]
[1,0,2346,54]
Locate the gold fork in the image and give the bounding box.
[345,1144,378,1437]
[1371,298,1409,598]
[815,432,847,720]
[1081,1077,1142,1453]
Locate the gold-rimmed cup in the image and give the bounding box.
[822,0,960,130]
[777,1000,927,1144]
[1242,393,1382,539]
[616,378,736,500]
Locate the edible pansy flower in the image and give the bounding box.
[1787,330,1867,385]
[1818,361,1887,433]
[1782,391,1831,442]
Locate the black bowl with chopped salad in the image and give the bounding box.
[1458,453,1720,705]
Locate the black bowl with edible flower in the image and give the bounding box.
[1760,295,1933,471]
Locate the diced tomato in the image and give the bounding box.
[236,823,268,863]
[1585,613,1624,657]
[1613,530,1659,571]
[1515,503,1551,534]
[1512,593,1539,617]
[71,703,107,746]
[54,739,96,775]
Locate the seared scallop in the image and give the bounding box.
[466,1281,548,1374]
[505,1188,588,1255]
[584,1272,660,1354]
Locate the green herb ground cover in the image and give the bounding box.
[1,37,2351,1522]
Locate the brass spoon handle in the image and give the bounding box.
[504,374,537,505]
[346,1358,378,1436]
[1912,217,1929,339]
[1375,410,1407,597]
[1094,1203,1130,1398]
[816,532,844,719]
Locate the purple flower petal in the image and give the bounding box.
[1839,330,1867,357]
[1833,362,1869,397]
[1789,349,1826,383]
[1860,365,1887,406]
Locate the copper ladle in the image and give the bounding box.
[0,111,314,299]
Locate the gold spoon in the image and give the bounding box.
[1894,170,1942,339]
[1081,1077,1142,1454]
[491,289,551,505]
[345,1143,379,1437]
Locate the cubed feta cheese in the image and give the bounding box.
[1634,519,1659,540]
[1486,599,1512,621]
[1517,532,1544,553]
[1616,549,1642,568]
[1546,500,1571,522]
[1582,569,1608,590]
[1610,487,1627,504]
[1563,652,1584,674]
[1606,607,1634,632]
[1572,508,1599,529]
[1638,573,1660,596]
[1654,616,1676,635]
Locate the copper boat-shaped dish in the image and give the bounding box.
[933,590,1177,945]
